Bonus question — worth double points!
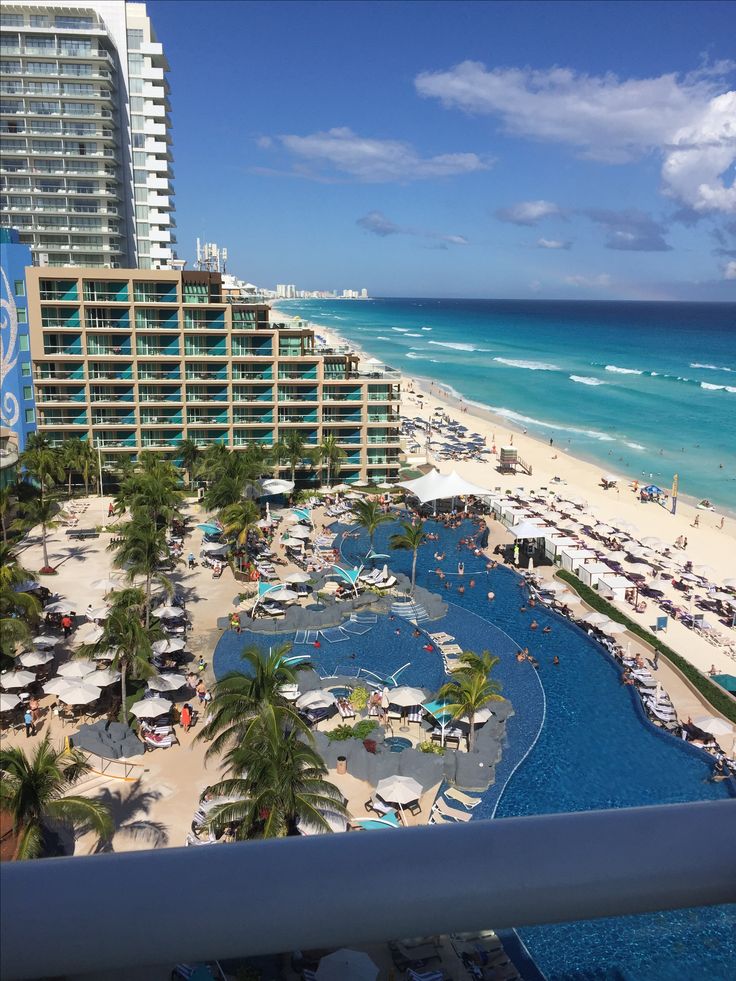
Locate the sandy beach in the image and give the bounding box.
[308,318,736,678]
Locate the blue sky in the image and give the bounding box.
[151,0,736,300]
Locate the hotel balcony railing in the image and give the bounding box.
[185,368,229,381]
[232,391,274,403]
[186,391,228,403]
[84,319,130,330]
[137,370,181,380]
[322,413,363,423]
[88,369,133,381]
[232,346,273,358]
[91,414,136,426]
[36,391,87,404]
[367,434,400,444]
[366,393,398,402]
[278,412,318,424]
[233,434,274,446]
[276,394,318,403]
[93,435,137,448]
[323,392,362,401]
[89,391,133,403]
[42,346,83,356]
[233,413,274,425]
[136,345,180,357]
[278,370,318,380]
[139,413,183,426]
[87,345,131,356]
[187,414,230,426]
[138,391,182,403]
[232,371,273,381]
[34,367,85,380]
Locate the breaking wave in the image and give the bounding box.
[428,341,489,352]
[494,358,559,371]
[604,365,643,375]
[570,375,606,386]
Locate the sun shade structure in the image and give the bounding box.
[57,659,97,680]
[0,670,36,690]
[151,605,184,619]
[129,697,172,719]
[151,638,185,655]
[315,949,378,981]
[375,774,423,806]
[55,681,102,706]
[0,693,20,712]
[260,478,294,496]
[18,649,54,668]
[509,521,547,539]
[398,468,492,503]
[295,690,336,711]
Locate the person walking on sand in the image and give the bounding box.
[513,544,520,566]
[24,707,36,738]
[692,514,699,528]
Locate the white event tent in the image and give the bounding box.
[398,468,492,504]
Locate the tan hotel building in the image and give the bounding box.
[24,267,401,483]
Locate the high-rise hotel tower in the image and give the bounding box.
[1,1,174,269]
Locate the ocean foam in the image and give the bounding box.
[405,332,422,337]
[428,340,489,352]
[701,382,736,393]
[605,365,643,375]
[494,357,558,371]
[570,375,606,386]
[625,442,645,450]
[691,363,734,372]
[392,327,409,332]
[421,326,433,331]
[376,336,391,340]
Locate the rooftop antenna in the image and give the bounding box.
[196,238,227,273]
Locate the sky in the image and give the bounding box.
[150,0,736,300]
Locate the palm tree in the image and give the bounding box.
[197,643,306,760]
[352,497,392,555]
[0,734,113,859]
[0,484,14,543]
[203,474,243,512]
[178,438,201,491]
[436,656,504,753]
[389,520,426,594]
[16,497,60,572]
[20,444,63,501]
[76,439,97,497]
[220,500,260,548]
[59,438,82,499]
[0,542,39,651]
[79,588,162,717]
[317,434,346,487]
[108,517,172,626]
[116,461,182,528]
[204,723,347,839]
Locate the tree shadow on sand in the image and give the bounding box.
[91,778,169,853]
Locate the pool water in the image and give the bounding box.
[213,516,736,980]
[384,736,413,753]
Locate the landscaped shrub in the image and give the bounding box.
[417,740,445,754]
[557,570,736,723]
[349,686,369,711]
[351,719,378,740]
[326,724,355,742]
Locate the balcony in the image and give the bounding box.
[183,311,225,330]
[82,281,129,302]
[88,363,133,381]
[277,387,318,403]
[184,340,227,358]
[232,387,274,403]
[42,341,82,356]
[84,310,130,330]
[278,367,318,380]
[232,431,275,447]
[184,430,228,446]
[94,433,137,449]
[232,341,273,358]
[277,411,318,424]
[41,309,81,329]
[232,368,272,381]
[185,365,228,381]
[141,430,184,448]
[133,282,178,303]
[137,366,180,381]
[87,341,131,357]
[139,411,182,426]
[39,279,78,301]
[39,411,88,427]
[187,412,230,426]
[138,387,182,403]
[135,308,179,330]
[91,412,136,426]
[34,364,85,381]
[185,387,228,404]
[232,410,273,425]
[89,387,133,403]
[323,412,363,424]
[136,340,180,357]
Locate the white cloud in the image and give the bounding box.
[356,210,468,246]
[537,237,571,249]
[725,260,736,279]
[496,200,561,225]
[263,127,491,182]
[564,273,612,288]
[415,61,736,212]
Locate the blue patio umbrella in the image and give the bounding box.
[643,485,665,495]
[196,523,222,536]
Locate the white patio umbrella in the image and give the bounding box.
[1,669,36,690]
[152,637,186,655]
[692,564,717,578]
[286,525,310,539]
[147,673,187,693]
[458,706,494,725]
[43,600,75,615]
[73,623,104,646]
[0,692,20,712]
[85,606,110,621]
[296,690,336,711]
[86,667,121,687]
[43,676,76,695]
[129,696,172,719]
[387,686,426,707]
[580,611,613,627]
[268,587,299,603]
[256,518,272,529]
[260,478,294,496]
[33,635,60,649]
[377,482,395,490]
[93,647,118,662]
[152,604,184,618]
[316,950,378,981]
[679,573,701,583]
[375,774,423,806]
[602,620,627,635]
[19,649,54,668]
[595,524,616,537]
[57,658,97,680]
[284,571,312,584]
[201,541,229,554]
[542,580,569,594]
[722,578,736,589]
[692,716,733,738]
[56,680,102,706]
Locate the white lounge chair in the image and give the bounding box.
[433,798,472,823]
[445,787,481,809]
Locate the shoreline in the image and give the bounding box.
[274,301,736,518]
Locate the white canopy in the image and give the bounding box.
[509,521,546,539]
[260,478,294,496]
[398,468,492,504]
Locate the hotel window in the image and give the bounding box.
[132,133,145,148]
[17,308,27,324]
[14,280,25,296]
[26,61,55,74]
[131,115,144,131]
[19,335,29,352]
[133,169,147,185]
[129,76,143,94]
[128,54,144,74]
[23,386,33,401]
[127,29,144,50]
[21,363,31,377]
[30,15,50,27]
[26,409,35,424]
[0,13,24,26]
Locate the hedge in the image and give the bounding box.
[557,570,736,724]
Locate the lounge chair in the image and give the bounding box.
[365,795,394,815]
[406,970,446,981]
[445,787,481,809]
[374,575,397,590]
[393,942,442,965]
[440,643,463,655]
[433,798,472,822]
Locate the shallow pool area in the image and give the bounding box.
[384,736,412,753]
[214,515,736,980]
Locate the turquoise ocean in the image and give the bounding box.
[281,298,736,512]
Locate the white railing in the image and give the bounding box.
[0,800,734,979]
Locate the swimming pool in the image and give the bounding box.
[213,516,736,979]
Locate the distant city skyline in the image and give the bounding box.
[150,0,735,300]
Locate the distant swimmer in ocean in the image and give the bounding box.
[553,656,560,666]
[487,591,495,601]
[543,625,552,634]
[530,620,538,630]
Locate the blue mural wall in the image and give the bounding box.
[0,228,36,451]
